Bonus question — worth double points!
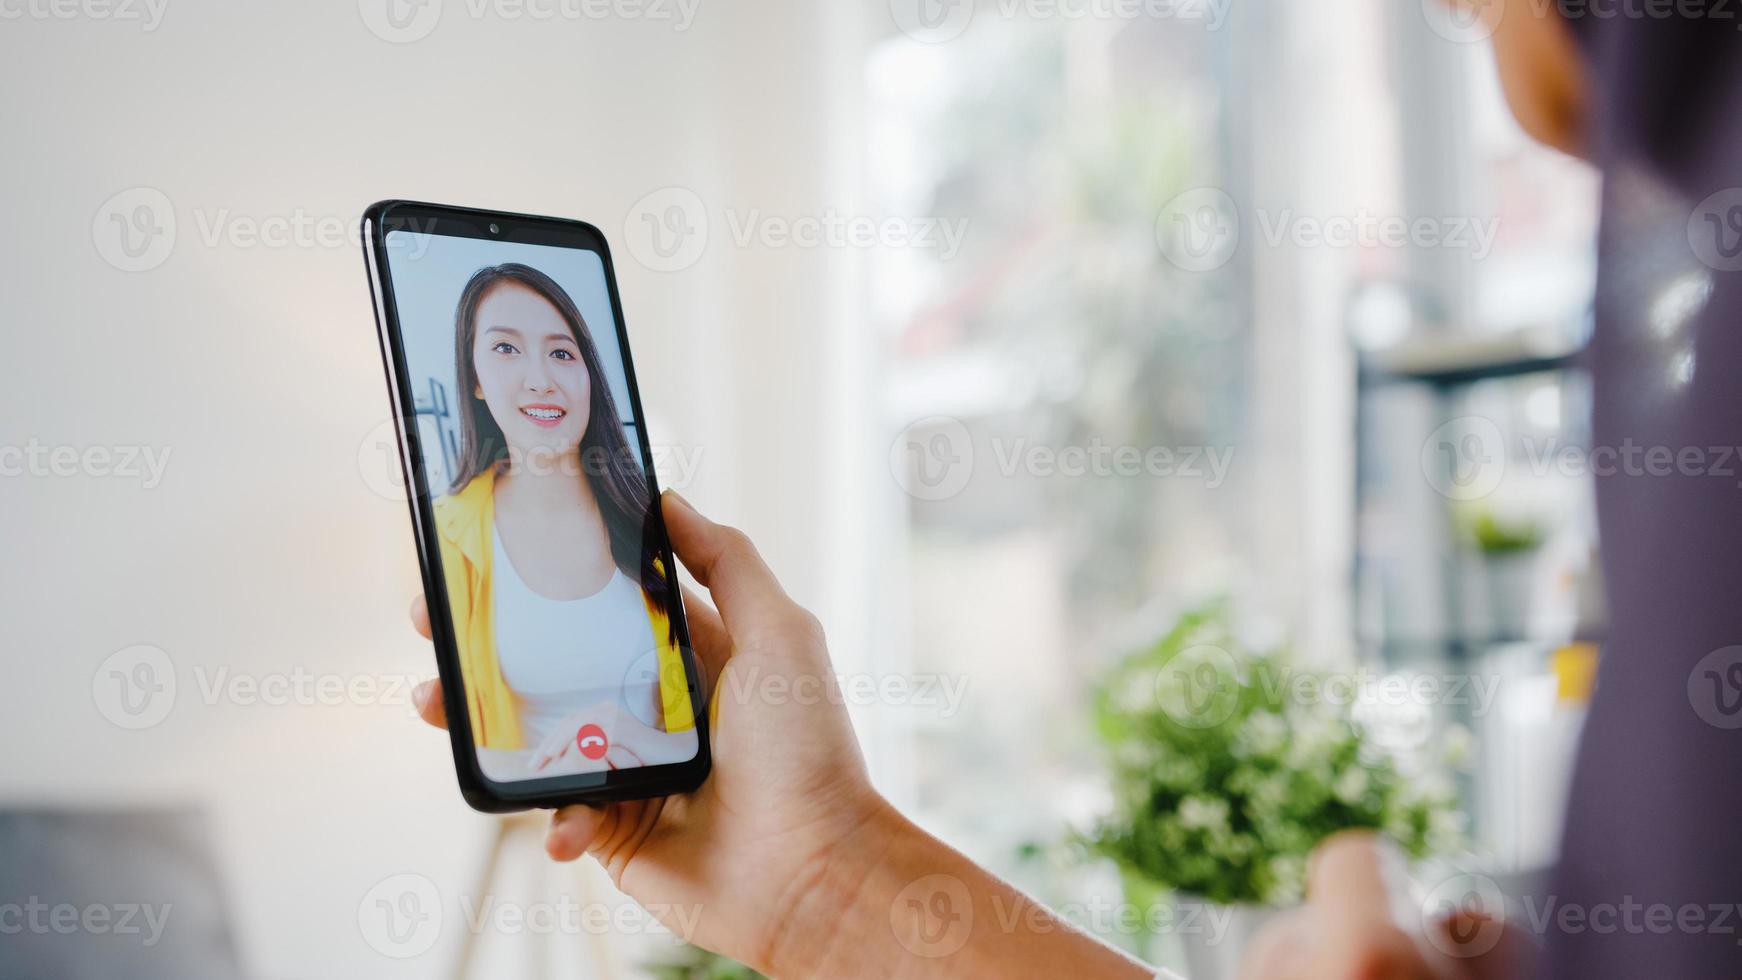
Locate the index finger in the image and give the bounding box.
[662,492,796,637]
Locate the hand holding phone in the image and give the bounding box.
[409,494,891,974]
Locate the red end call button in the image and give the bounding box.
[576,724,609,760]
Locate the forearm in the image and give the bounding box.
[766,798,1161,980]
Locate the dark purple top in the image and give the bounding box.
[1550,9,1742,979]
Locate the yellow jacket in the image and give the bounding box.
[433,469,696,750]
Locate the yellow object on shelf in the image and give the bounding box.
[1553,643,1599,704]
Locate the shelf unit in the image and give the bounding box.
[1352,321,1602,872]
[1353,322,1602,662]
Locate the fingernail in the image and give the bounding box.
[412,680,434,712]
[664,490,695,514]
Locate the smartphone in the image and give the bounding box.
[361,200,710,811]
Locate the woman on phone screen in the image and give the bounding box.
[431,263,695,779]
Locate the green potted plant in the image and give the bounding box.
[1462,504,1548,639]
[1086,603,1462,978]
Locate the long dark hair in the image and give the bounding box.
[447,262,669,617]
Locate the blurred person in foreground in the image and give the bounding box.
[408,3,1742,976]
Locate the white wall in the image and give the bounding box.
[0,3,870,977]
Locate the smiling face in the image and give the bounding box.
[470,280,593,461]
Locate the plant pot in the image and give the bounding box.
[1171,895,1287,980]
[1482,550,1540,639]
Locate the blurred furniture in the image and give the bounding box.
[0,807,243,980]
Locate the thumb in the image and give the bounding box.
[1310,831,1408,925]
[1306,831,1439,979]
[661,491,796,638]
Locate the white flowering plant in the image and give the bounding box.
[1087,603,1463,906]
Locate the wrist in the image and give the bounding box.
[756,792,1156,980]
[760,790,915,978]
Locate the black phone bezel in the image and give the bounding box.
[361,199,711,812]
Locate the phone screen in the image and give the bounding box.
[380,225,699,786]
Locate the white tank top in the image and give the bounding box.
[491,523,660,743]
